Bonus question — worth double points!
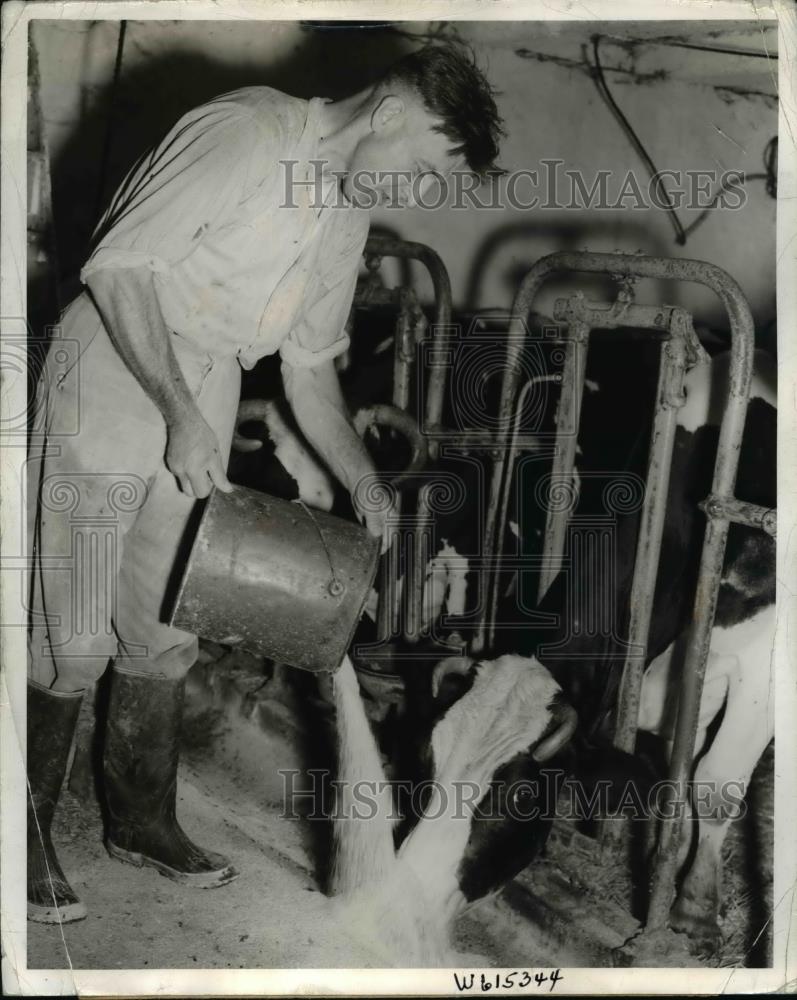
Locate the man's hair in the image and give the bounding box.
[382,43,505,178]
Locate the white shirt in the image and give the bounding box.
[80,87,369,371]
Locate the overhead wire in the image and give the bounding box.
[590,34,686,245]
[681,138,776,241]
[589,35,777,246]
[604,34,778,60]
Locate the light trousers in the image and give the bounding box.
[28,293,241,692]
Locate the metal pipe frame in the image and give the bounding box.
[534,319,590,606]
[700,493,777,538]
[478,250,756,937]
[405,490,431,643]
[486,378,556,651]
[611,322,689,758]
[362,235,453,441]
[377,490,403,642]
[357,236,453,648]
[354,403,429,486]
[392,287,414,412]
[506,298,694,764]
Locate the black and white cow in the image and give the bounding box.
[328,639,660,966]
[329,652,577,965]
[634,350,775,950]
[476,346,777,953]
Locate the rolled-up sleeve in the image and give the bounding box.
[278,215,368,370]
[81,100,275,284]
[278,265,359,369]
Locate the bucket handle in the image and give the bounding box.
[292,499,346,597]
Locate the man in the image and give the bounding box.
[27,42,504,923]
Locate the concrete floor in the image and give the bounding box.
[28,647,772,971]
[28,652,566,970]
[28,741,384,968]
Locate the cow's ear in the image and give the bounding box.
[431,655,475,699]
[430,656,477,714]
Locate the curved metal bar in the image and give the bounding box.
[363,235,453,646]
[364,235,453,442]
[354,403,429,485]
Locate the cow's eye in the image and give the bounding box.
[512,784,537,809]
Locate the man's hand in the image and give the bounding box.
[166,415,234,499]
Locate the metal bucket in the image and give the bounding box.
[170,486,380,673]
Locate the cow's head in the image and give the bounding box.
[387,654,576,924]
[423,652,654,905]
[332,653,611,965]
[428,654,578,778]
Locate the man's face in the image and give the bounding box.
[342,93,464,209]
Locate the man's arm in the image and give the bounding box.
[282,359,388,545]
[85,266,233,499]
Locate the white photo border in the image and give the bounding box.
[1,0,795,995]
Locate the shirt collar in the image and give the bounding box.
[306,96,364,215]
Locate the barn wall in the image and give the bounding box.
[32,19,777,334]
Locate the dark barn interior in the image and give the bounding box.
[24,17,778,974]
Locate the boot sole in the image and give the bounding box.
[27,899,87,924]
[106,840,239,889]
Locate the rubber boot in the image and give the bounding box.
[27,681,88,923]
[103,667,238,888]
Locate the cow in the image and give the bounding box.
[455,346,776,956]
[328,646,660,966]
[328,651,578,965]
[632,349,775,951]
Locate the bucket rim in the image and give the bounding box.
[326,521,381,674]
